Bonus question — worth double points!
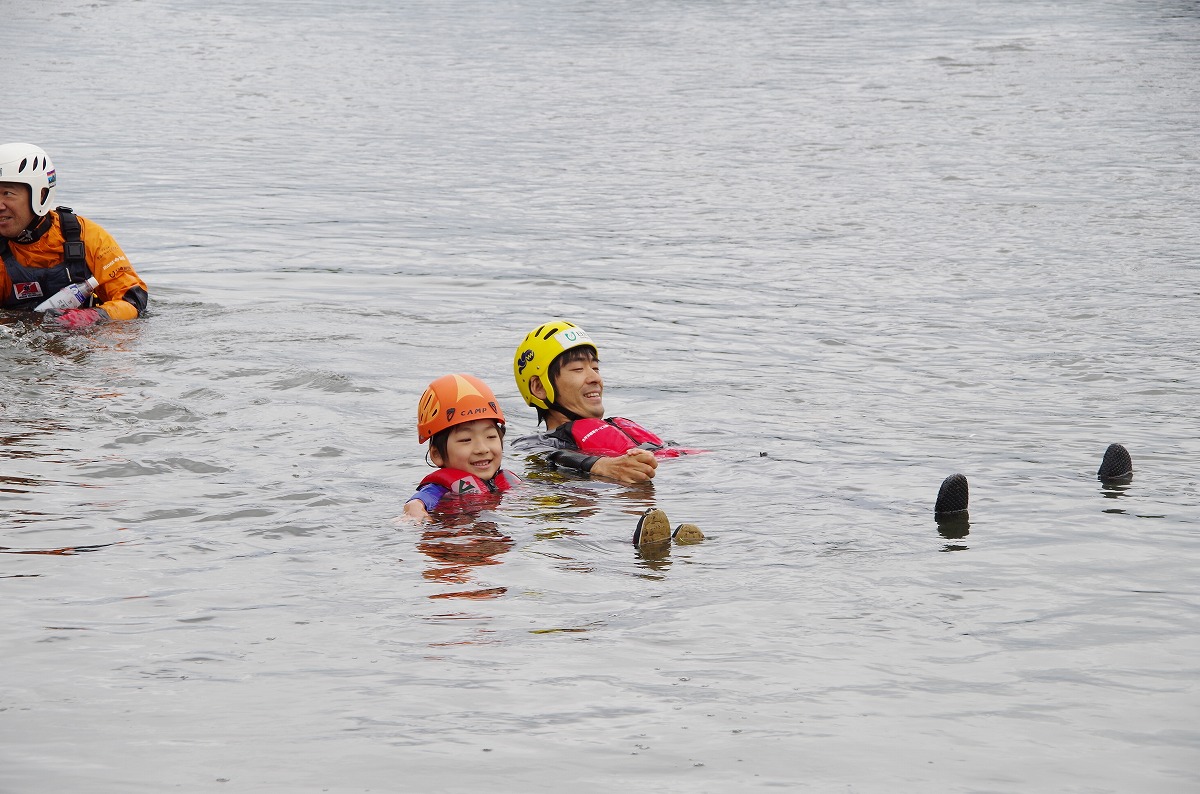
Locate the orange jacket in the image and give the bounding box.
[1,210,147,320]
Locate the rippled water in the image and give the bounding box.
[4,0,1199,791]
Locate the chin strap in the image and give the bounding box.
[547,400,587,422]
[15,213,53,244]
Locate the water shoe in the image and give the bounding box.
[672,523,705,544]
[633,508,671,547]
[934,473,970,516]
[1097,443,1133,482]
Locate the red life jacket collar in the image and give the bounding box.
[419,467,521,495]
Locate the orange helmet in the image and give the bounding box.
[416,374,505,442]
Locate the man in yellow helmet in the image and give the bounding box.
[511,319,701,485]
[1,143,147,327]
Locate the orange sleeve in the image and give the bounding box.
[97,296,140,320]
[80,216,147,319]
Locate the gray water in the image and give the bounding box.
[3,0,1198,791]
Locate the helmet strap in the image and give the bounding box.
[534,371,589,423]
[548,400,588,423]
[15,214,52,245]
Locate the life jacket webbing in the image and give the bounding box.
[2,208,95,310]
[55,207,88,281]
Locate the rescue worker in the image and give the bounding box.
[0,143,147,327]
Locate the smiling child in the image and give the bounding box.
[403,374,521,521]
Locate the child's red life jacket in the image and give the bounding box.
[566,417,705,459]
[420,468,522,495]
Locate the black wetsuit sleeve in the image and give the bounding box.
[510,430,601,475]
[545,448,601,473]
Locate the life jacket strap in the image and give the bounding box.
[55,207,88,281]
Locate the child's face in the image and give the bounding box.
[433,419,503,480]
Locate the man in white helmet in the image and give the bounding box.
[0,143,148,327]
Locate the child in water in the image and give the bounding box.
[403,373,521,521]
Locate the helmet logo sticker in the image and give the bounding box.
[46,170,56,187]
[517,349,534,373]
[555,328,592,346]
[446,407,456,422]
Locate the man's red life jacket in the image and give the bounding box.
[566,417,704,459]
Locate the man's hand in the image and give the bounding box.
[591,448,658,483]
[43,307,110,328]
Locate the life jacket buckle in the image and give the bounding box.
[63,240,86,265]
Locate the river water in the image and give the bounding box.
[3,0,1198,791]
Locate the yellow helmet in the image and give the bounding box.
[513,319,597,409]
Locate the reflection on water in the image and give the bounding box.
[0,542,121,556]
[412,478,686,592]
[416,513,513,598]
[1100,479,1134,514]
[516,486,604,526]
[1100,483,1132,500]
[634,542,676,570]
[935,513,971,551]
[428,587,507,601]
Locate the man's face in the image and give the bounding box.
[0,182,35,239]
[551,353,605,419]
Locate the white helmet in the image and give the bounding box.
[0,143,57,217]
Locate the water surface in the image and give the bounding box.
[3,0,1198,791]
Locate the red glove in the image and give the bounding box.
[43,307,110,328]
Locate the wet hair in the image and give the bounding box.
[536,345,599,424]
[429,420,506,465]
